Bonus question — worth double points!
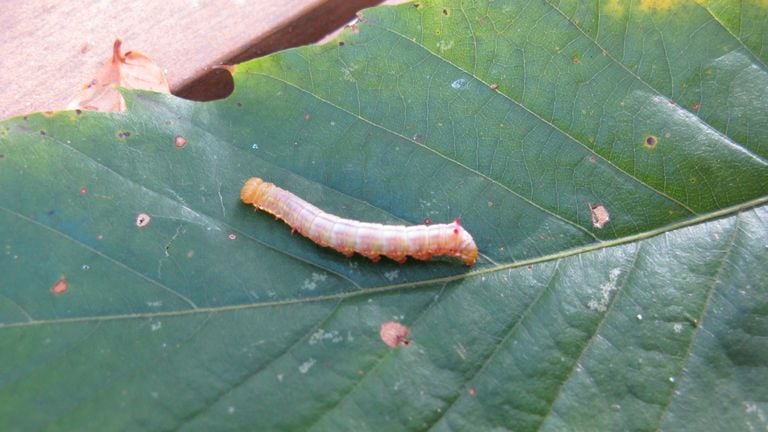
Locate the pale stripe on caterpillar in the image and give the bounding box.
[240,177,478,266]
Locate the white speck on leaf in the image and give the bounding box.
[673,323,683,333]
[228,406,235,414]
[309,328,342,345]
[384,270,400,281]
[393,379,404,391]
[587,268,622,312]
[301,272,328,291]
[341,64,359,82]
[437,39,454,52]
[743,401,766,424]
[298,358,316,374]
[151,321,162,331]
[451,78,468,90]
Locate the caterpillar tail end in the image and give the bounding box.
[454,223,478,266]
[462,247,478,266]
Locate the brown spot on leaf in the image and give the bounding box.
[442,8,450,15]
[97,234,104,240]
[116,131,131,139]
[174,135,188,148]
[644,135,658,148]
[692,102,701,110]
[51,277,69,295]
[79,187,88,196]
[379,321,410,348]
[572,54,581,65]
[590,204,610,229]
[490,83,498,90]
[228,233,237,240]
[468,387,477,397]
[338,41,345,47]
[186,250,195,258]
[304,113,312,121]
[39,130,46,136]
[136,213,151,227]
[424,217,431,225]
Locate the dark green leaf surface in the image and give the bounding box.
[1,0,767,430]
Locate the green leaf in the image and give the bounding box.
[2,0,767,430]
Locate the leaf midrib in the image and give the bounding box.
[2,195,764,330]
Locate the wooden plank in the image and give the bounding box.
[0,0,384,120]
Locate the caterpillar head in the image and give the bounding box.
[241,177,272,205]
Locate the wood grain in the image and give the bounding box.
[0,0,384,120]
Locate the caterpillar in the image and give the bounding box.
[240,177,478,266]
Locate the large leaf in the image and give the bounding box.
[2,0,767,430]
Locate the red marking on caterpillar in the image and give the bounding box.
[240,177,478,265]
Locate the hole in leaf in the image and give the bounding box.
[136,213,152,228]
[379,321,410,348]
